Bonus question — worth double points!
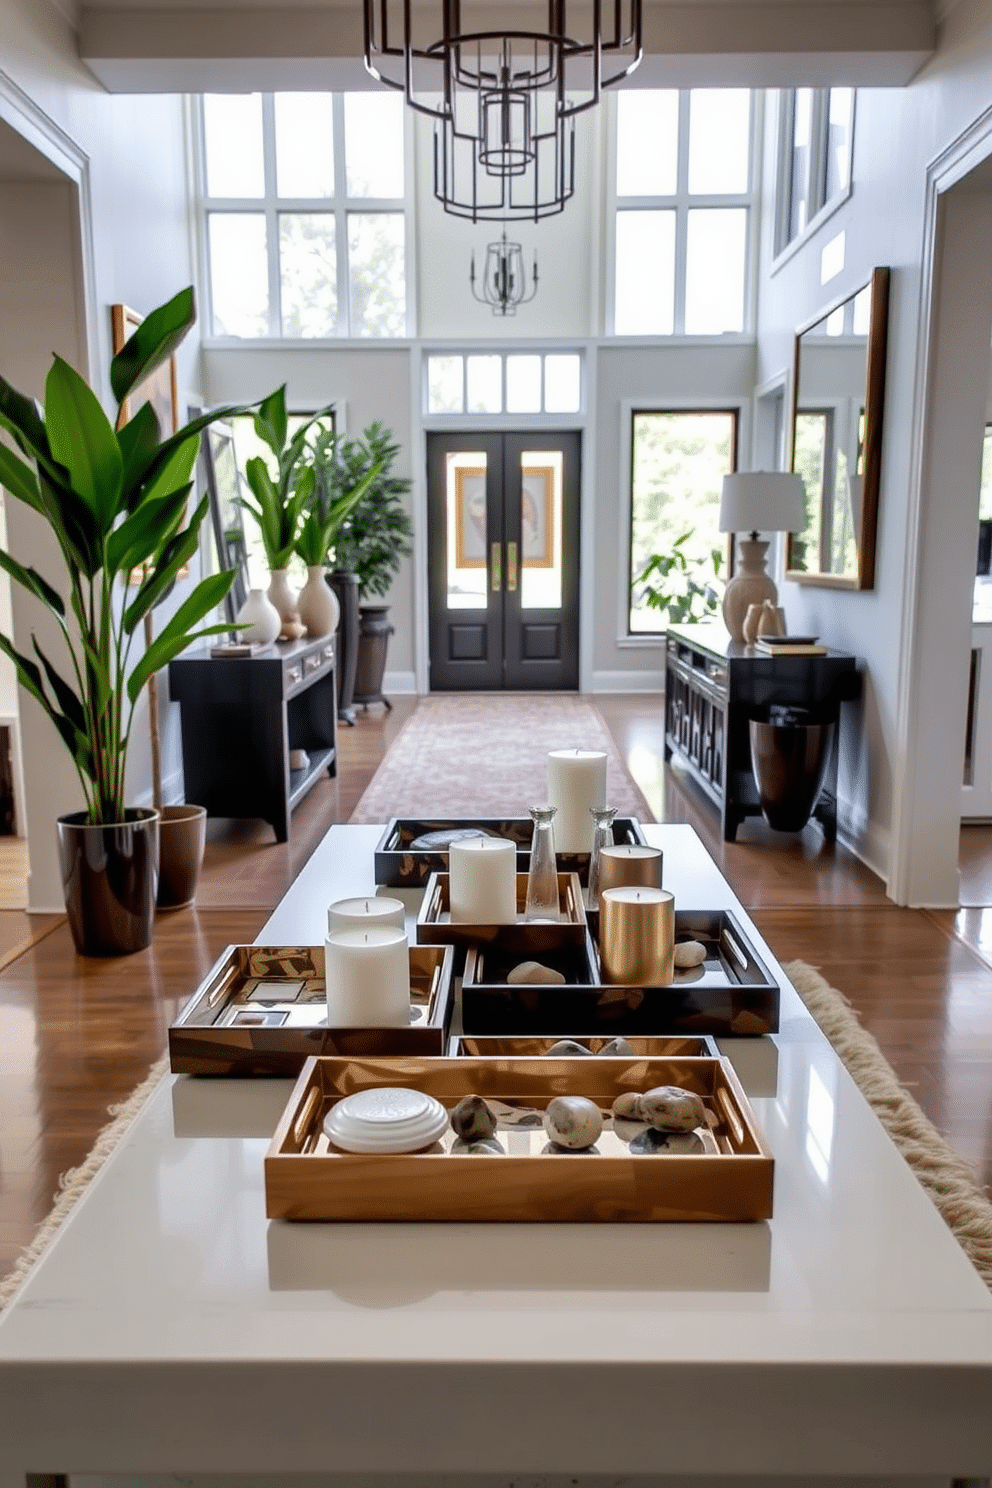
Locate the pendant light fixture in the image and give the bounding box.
[470,228,539,316]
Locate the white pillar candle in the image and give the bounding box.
[448,836,517,923]
[327,896,405,935]
[547,748,608,852]
[324,926,411,1027]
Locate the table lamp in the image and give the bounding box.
[719,471,805,641]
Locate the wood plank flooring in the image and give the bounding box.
[1,691,991,1289]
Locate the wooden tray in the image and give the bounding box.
[265,1056,774,1223]
[373,815,647,887]
[462,909,779,1036]
[451,1034,719,1057]
[169,944,455,1075]
[416,872,586,955]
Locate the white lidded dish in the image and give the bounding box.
[324,1086,449,1153]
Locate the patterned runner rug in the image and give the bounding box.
[350,693,655,824]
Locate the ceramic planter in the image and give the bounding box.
[297,566,340,639]
[56,808,159,956]
[157,804,207,910]
[267,568,303,640]
[235,587,281,645]
[354,603,394,709]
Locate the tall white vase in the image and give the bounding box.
[234,587,281,645]
[267,568,303,640]
[297,566,340,639]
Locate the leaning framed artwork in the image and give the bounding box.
[521,462,555,569]
[111,303,179,435]
[454,466,488,568]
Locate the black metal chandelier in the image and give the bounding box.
[470,228,539,316]
[364,0,641,218]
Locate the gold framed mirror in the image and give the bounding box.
[786,266,889,588]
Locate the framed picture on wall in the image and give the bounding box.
[454,466,487,568]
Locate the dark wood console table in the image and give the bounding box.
[169,635,337,843]
[664,622,860,842]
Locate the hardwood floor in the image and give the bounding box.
[1,689,991,1288]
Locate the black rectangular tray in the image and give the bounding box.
[461,909,779,1037]
[374,815,647,888]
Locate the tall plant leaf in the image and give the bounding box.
[122,496,210,632]
[116,401,161,502]
[106,483,193,578]
[0,634,82,765]
[0,443,44,514]
[127,570,235,703]
[0,548,66,618]
[253,385,288,458]
[122,405,244,500]
[0,377,50,460]
[109,287,196,407]
[31,637,87,736]
[36,469,101,579]
[45,357,122,534]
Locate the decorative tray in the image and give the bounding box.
[265,1055,774,1223]
[451,1034,719,1058]
[169,944,455,1075]
[462,909,779,1036]
[416,871,586,955]
[374,815,647,887]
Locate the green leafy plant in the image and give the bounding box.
[237,386,334,570]
[330,422,413,599]
[295,424,383,568]
[0,286,247,826]
[635,530,724,625]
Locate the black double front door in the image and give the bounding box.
[427,430,581,691]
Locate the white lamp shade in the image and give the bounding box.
[719,471,805,533]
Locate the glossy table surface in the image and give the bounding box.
[1,824,991,1482]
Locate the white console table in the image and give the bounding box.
[0,824,990,1487]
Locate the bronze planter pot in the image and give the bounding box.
[56,808,160,956]
[749,715,835,833]
[157,803,207,910]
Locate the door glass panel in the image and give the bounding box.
[520,450,563,610]
[446,452,488,610]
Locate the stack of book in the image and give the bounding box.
[753,635,827,657]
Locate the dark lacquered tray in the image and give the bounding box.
[373,815,647,887]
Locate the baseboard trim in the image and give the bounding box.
[382,670,417,695]
[836,795,889,887]
[591,671,664,694]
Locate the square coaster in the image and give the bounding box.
[244,980,304,1003]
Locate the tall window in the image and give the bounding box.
[200,92,408,338]
[778,88,854,252]
[628,410,738,633]
[613,90,754,336]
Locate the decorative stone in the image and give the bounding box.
[545,1039,592,1056]
[542,1141,598,1155]
[674,940,707,969]
[611,1090,644,1121]
[450,1094,497,1143]
[452,1136,505,1155]
[543,1095,603,1150]
[641,1085,707,1132]
[629,1128,705,1155]
[598,1036,635,1057]
[507,960,567,985]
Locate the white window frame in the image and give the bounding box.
[607,90,760,339]
[421,347,587,422]
[195,92,414,342]
[772,88,856,270]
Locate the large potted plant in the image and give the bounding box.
[0,287,242,955]
[237,386,333,639]
[330,422,413,711]
[294,424,382,642]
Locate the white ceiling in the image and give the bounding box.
[74,0,937,92]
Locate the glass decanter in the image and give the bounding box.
[525,805,560,921]
[587,805,618,906]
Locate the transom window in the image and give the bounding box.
[612,90,755,337]
[199,92,408,339]
[426,352,583,416]
[777,88,855,254]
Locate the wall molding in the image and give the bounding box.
[591,670,664,694]
[836,793,889,889]
[382,669,417,696]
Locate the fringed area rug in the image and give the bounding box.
[786,959,992,1289]
[350,693,655,824]
[0,1053,169,1311]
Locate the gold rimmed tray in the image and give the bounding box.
[416,872,586,955]
[265,1055,774,1223]
[373,815,648,887]
[169,944,455,1075]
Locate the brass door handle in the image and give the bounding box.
[491,541,502,591]
[506,540,518,592]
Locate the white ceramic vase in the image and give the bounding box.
[297,566,340,639]
[267,568,303,640]
[234,587,281,645]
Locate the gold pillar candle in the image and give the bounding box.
[599,886,675,986]
[596,844,663,897]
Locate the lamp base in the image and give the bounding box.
[722,538,778,642]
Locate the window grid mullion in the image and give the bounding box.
[811,90,830,218]
[332,94,349,336]
[674,91,691,335]
[260,95,281,338]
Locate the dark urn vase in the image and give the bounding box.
[56,807,160,956]
[328,570,360,724]
[749,709,835,833]
[354,603,394,710]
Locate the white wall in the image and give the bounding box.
[0,0,200,910]
[753,0,992,895]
